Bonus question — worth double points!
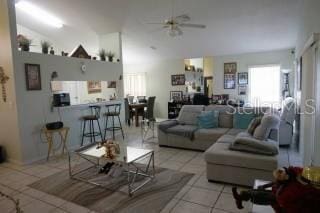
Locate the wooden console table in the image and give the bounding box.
[42,127,70,161]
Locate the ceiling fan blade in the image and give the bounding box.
[146,22,166,25]
[179,23,206,29]
[173,14,190,23]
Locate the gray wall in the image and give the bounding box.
[14,52,123,163]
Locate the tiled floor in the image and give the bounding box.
[0,125,302,213]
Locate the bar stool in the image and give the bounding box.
[104,104,124,140]
[81,105,103,146]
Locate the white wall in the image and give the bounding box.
[296,0,320,56]
[0,0,23,164]
[124,59,185,118]
[99,33,122,61]
[13,52,123,163]
[212,49,295,102]
[17,24,65,55]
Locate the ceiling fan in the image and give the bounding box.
[147,14,206,37]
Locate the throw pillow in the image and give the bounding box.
[197,110,219,129]
[247,116,262,135]
[233,112,256,129]
[253,114,280,140]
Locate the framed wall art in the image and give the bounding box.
[171,74,185,86]
[107,81,117,88]
[87,81,102,94]
[25,63,41,90]
[170,91,183,101]
[238,85,247,95]
[224,62,237,89]
[238,72,248,85]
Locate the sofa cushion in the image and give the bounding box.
[229,134,279,156]
[204,105,234,128]
[177,105,204,125]
[233,112,255,129]
[194,128,229,141]
[158,120,179,132]
[197,110,219,128]
[216,134,236,144]
[166,125,198,140]
[226,128,245,136]
[247,116,262,135]
[204,142,277,171]
[253,113,280,140]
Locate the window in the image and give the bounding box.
[123,72,146,97]
[248,65,281,107]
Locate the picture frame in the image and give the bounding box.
[107,81,117,88]
[25,63,41,90]
[224,62,237,89]
[87,81,102,94]
[238,85,247,95]
[171,74,185,86]
[224,62,237,74]
[170,91,183,101]
[224,73,236,89]
[238,72,248,85]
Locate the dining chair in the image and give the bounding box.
[124,98,133,126]
[128,96,134,104]
[141,96,156,142]
[137,96,147,103]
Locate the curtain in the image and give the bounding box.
[123,72,147,97]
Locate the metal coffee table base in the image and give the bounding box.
[68,151,155,196]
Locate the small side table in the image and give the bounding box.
[42,127,70,161]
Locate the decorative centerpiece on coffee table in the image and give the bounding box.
[98,140,120,159]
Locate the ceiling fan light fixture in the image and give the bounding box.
[168,29,178,37]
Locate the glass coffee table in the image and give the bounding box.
[68,142,155,196]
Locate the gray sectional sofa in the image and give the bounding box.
[158,105,280,186]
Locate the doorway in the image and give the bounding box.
[204,76,213,97]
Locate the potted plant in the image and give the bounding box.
[18,36,32,52]
[99,49,106,61]
[41,41,51,54]
[106,51,115,62]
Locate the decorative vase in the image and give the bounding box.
[42,48,48,54]
[108,57,113,62]
[101,56,106,61]
[50,47,55,55]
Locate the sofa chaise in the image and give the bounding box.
[158,105,281,186]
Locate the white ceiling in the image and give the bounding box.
[15,0,302,64]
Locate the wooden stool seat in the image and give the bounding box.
[82,115,99,120]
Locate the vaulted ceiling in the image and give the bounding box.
[15,0,302,63]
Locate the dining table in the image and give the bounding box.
[129,103,147,127]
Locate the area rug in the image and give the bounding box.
[29,163,193,213]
